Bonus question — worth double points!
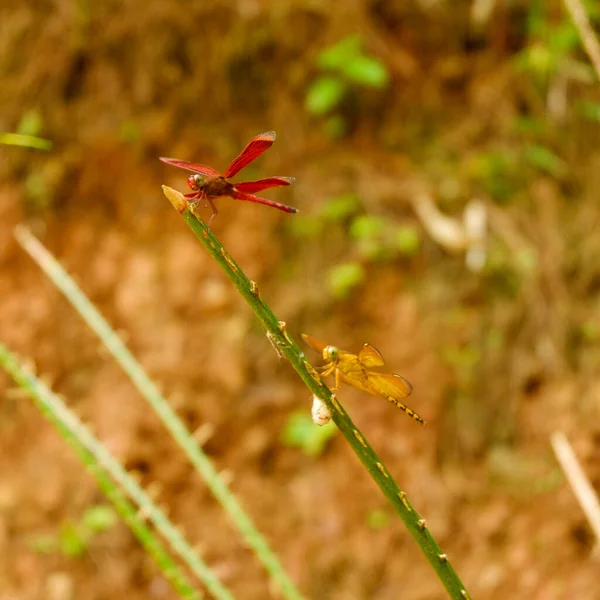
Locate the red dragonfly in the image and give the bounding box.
[160,131,297,225]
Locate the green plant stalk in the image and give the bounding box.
[0,343,221,600]
[163,187,471,600]
[14,226,305,600]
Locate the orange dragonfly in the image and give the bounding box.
[302,334,424,424]
[160,131,297,225]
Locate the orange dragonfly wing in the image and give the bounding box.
[365,371,413,399]
[301,334,329,354]
[365,372,423,424]
[223,131,276,179]
[358,343,385,368]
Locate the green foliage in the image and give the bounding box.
[287,214,323,239]
[281,412,337,457]
[0,109,53,151]
[323,114,348,139]
[18,110,43,137]
[82,504,119,532]
[394,225,421,256]
[306,35,390,134]
[317,35,363,70]
[305,76,346,116]
[578,100,600,122]
[366,508,390,530]
[342,55,389,88]
[320,193,362,222]
[327,261,365,298]
[518,1,598,83]
[468,149,521,204]
[350,214,386,240]
[523,144,567,178]
[30,504,118,557]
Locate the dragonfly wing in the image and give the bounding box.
[301,334,329,354]
[223,131,276,178]
[231,191,297,214]
[235,177,295,194]
[365,372,424,424]
[160,158,220,176]
[366,371,413,399]
[358,343,385,368]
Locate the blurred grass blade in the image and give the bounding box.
[14,226,305,600]
[0,132,53,150]
[0,342,225,600]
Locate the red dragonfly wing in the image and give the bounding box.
[160,157,220,177]
[358,343,385,368]
[235,177,295,194]
[232,191,297,214]
[223,131,277,179]
[301,334,330,354]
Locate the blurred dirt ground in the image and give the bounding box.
[1,1,600,599]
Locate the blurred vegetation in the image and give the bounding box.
[2,0,600,597]
[30,504,118,558]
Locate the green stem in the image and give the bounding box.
[163,187,471,600]
[0,343,227,600]
[14,225,305,600]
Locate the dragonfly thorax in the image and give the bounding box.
[187,174,207,191]
[323,345,339,362]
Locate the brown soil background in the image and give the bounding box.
[1,1,600,599]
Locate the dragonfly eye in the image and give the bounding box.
[187,174,205,191]
[323,346,339,361]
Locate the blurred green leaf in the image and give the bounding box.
[547,22,579,53]
[317,35,363,70]
[394,225,421,256]
[349,215,386,241]
[281,412,337,457]
[17,110,43,137]
[59,521,88,557]
[468,150,520,204]
[580,321,600,342]
[578,100,600,122]
[25,171,51,207]
[523,144,566,177]
[320,194,361,222]
[119,119,140,144]
[516,43,554,75]
[323,114,347,139]
[358,239,388,261]
[440,344,480,369]
[82,505,118,533]
[342,55,389,88]
[287,214,323,238]
[305,76,346,115]
[366,508,390,530]
[29,534,59,554]
[0,133,53,150]
[327,262,365,298]
[511,116,545,136]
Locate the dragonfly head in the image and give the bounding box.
[323,345,339,362]
[187,174,206,191]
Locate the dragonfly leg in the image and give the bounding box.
[188,191,204,207]
[207,197,218,228]
[332,368,341,391]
